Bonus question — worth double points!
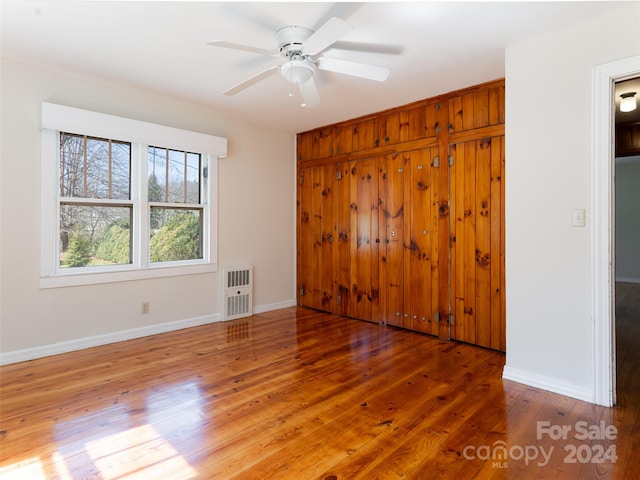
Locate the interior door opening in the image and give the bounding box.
[614,76,640,406]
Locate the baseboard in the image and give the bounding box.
[254,298,297,314]
[615,276,640,284]
[0,299,299,366]
[0,313,220,366]
[502,365,593,404]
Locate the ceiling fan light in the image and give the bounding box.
[280,60,314,85]
[620,92,637,112]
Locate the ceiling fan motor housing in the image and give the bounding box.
[276,25,313,57]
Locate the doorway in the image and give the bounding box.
[614,77,640,405]
[591,55,640,407]
[592,56,640,407]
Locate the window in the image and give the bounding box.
[40,103,227,288]
[147,146,203,263]
[59,133,133,268]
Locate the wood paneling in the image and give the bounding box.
[297,164,334,311]
[448,82,505,134]
[379,153,405,327]
[297,79,505,351]
[333,161,353,317]
[449,136,505,350]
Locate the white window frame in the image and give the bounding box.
[40,102,227,289]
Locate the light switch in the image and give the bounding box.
[572,209,586,227]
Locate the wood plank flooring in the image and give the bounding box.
[1,289,639,479]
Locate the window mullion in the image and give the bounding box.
[108,139,113,199]
[164,147,169,202]
[83,135,88,197]
[136,144,149,269]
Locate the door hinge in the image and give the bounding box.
[434,311,440,323]
[449,155,455,166]
[203,166,208,178]
[433,157,440,168]
[337,170,342,180]
[336,294,342,305]
[299,287,305,296]
[299,175,304,185]
[448,314,455,325]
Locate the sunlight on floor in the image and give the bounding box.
[0,457,47,480]
[0,424,197,480]
[85,424,198,480]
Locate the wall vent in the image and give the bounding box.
[222,266,253,320]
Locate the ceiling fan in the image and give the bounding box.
[208,17,390,107]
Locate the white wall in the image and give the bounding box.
[615,156,640,283]
[0,59,296,362]
[504,4,640,401]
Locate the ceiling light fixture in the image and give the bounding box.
[620,92,637,112]
[280,58,314,85]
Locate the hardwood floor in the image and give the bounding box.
[1,294,638,479]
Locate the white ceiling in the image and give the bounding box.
[1,1,633,133]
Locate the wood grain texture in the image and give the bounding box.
[1,304,638,479]
[449,136,505,349]
[296,80,505,351]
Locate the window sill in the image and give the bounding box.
[40,262,218,289]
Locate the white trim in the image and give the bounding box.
[503,366,592,403]
[0,313,220,366]
[40,262,219,288]
[40,104,223,288]
[253,299,297,314]
[0,300,298,365]
[41,102,227,157]
[592,55,640,407]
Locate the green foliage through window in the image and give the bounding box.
[150,210,202,263]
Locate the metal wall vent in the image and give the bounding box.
[222,266,253,320]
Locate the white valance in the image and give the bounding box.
[41,102,227,158]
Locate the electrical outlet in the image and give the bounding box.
[141,302,150,314]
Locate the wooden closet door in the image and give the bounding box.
[404,148,441,335]
[298,164,335,312]
[379,153,406,327]
[449,136,505,351]
[333,161,354,317]
[350,157,379,322]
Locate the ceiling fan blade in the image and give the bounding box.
[208,40,278,57]
[223,66,281,96]
[317,57,390,82]
[331,41,405,56]
[301,17,353,56]
[298,77,320,108]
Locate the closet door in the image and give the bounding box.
[350,157,379,321]
[378,148,443,332]
[449,136,505,350]
[404,148,441,335]
[379,152,406,327]
[333,161,354,317]
[298,164,335,312]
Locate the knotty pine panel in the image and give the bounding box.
[449,136,505,350]
[333,161,354,317]
[379,153,406,327]
[448,82,505,134]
